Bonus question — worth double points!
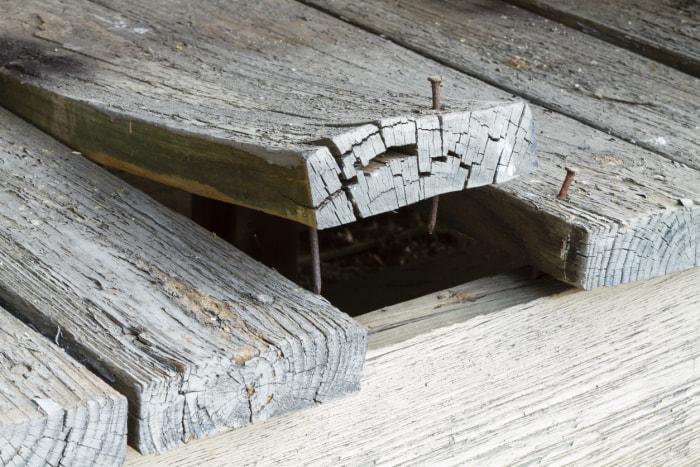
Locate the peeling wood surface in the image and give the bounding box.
[309,0,700,170]
[0,0,536,229]
[508,0,700,77]
[126,266,700,466]
[0,308,128,466]
[0,107,367,454]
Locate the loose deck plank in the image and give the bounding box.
[309,0,700,170]
[0,0,537,229]
[0,308,128,466]
[0,106,367,454]
[306,0,700,289]
[507,0,700,77]
[125,266,700,465]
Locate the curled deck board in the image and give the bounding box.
[0,106,367,454]
[309,0,700,170]
[0,0,537,230]
[507,0,700,77]
[0,308,128,466]
[125,267,700,465]
[305,0,700,289]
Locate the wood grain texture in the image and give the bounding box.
[0,107,367,454]
[308,0,700,170]
[357,270,570,350]
[0,308,127,467]
[507,0,700,77]
[0,0,536,229]
[307,0,700,289]
[125,266,700,466]
[0,3,695,289]
[438,112,700,290]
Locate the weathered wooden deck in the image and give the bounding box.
[0,0,698,465]
[126,267,700,465]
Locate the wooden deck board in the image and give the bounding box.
[357,270,571,350]
[306,0,700,289]
[126,266,700,465]
[0,2,696,463]
[309,0,699,170]
[2,0,697,289]
[0,307,128,466]
[0,106,366,454]
[0,0,537,229]
[507,0,700,77]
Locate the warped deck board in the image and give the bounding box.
[126,266,700,465]
[0,106,367,454]
[508,0,700,77]
[309,0,700,170]
[0,308,128,466]
[306,0,700,289]
[0,0,537,229]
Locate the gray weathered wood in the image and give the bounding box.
[0,308,128,466]
[357,270,570,350]
[1,0,697,290]
[0,106,367,454]
[0,0,536,229]
[507,0,700,77]
[439,112,700,290]
[306,0,700,289]
[308,0,700,170]
[125,266,700,465]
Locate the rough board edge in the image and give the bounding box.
[311,101,538,228]
[0,106,367,454]
[441,187,699,290]
[0,71,537,230]
[124,266,700,465]
[0,307,128,466]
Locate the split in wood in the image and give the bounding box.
[0,63,537,230]
[557,167,576,199]
[318,103,537,228]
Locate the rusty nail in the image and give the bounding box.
[557,167,576,199]
[428,195,440,235]
[428,75,443,110]
[309,226,322,294]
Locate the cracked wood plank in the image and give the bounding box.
[305,0,700,289]
[0,106,367,454]
[507,0,700,77]
[319,105,536,217]
[308,0,699,170]
[0,307,128,466]
[125,267,700,465]
[0,0,536,230]
[437,113,700,289]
